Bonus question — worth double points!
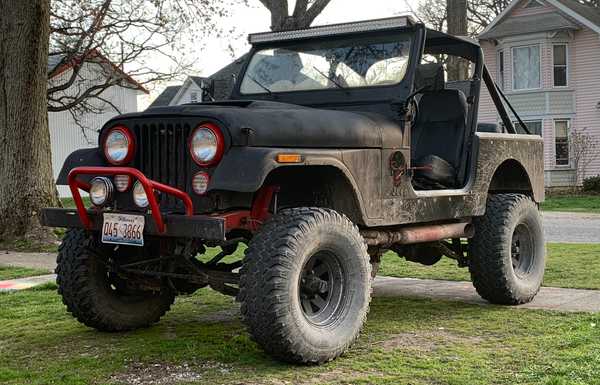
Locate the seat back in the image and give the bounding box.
[411,86,468,176]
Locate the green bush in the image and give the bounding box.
[582,175,600,193]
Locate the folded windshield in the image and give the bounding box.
[240,34,412,94]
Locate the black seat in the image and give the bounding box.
[411,64,468,188]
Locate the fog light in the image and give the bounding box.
[132,181,149,208]
[192,172,210,195]
[114,174,131,192]
[89,177,113,207]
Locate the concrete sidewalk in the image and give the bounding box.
[0,251,56,270]
[1,272,599,313]
[374,276,600,313]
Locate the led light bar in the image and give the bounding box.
[248,16,416,45]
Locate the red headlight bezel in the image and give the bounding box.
[102,125,135,165]
[188,122,225,167]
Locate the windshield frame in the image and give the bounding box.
[231,24,426,106]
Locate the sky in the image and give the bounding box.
[140,0,420,107]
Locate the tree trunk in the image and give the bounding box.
[446,0,469,81]
[260,0,332,31]
[0,0,59,241]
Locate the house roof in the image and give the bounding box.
[480,0,600,40]
[147,85,182,108]
[189,76,208,87]
[47,51,149,94]
[556,0,600,27]
[479,11,580,39]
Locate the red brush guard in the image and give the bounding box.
[68,167,277,235]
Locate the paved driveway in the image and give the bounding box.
[543,211,600,243]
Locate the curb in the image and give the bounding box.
[0,274,57,291]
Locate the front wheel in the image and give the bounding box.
[239,208,371,364]
[469,194,545,305]
[56,229,175,332]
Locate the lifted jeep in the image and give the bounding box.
[41,16,545,364]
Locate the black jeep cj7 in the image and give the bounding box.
[42,17,546,364]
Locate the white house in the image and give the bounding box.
[47,54,147,196]
[148,76,209,108]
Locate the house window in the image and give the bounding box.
[554,119,570,166]
[497,50,505,90]
[514,120,542,135]
[512,45,540,90]
[553,44,568,87]
[190,91,198,103]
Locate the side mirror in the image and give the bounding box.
[201,79,216,102]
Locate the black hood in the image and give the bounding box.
[111,100,403,149]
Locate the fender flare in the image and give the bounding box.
[56,148,107,185]
[209,147,369,222]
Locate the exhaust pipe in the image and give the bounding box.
[361,221,473,247]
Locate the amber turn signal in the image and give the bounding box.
[276,153,303,163]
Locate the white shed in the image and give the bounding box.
[47,55,147,196]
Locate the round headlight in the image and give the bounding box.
[89,177,113,207]
[132,181,149,208]
[104,126,134,165]
[189,123,224,166]
[192,172,210,195]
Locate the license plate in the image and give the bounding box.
[101,213,145,247]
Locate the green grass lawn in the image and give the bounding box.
[1,285,599,385]
[0,266,50,281]
[379,243,600,290]
[541,195,600,213]
[60,196,91,209]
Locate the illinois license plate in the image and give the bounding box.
[101,213,145,247]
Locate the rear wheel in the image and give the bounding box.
[469,194,545,305]
[56,229,175,331]
[239,207,371,364]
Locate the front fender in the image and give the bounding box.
[209,147,374,223]
[209,147,278,192]
[210,147,365,194]
[56,148,107,185]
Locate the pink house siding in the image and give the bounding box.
[572,29,600,179]
[477,0,600,186]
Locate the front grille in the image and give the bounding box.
[133,121,193,212]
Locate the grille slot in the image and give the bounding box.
[134,122,191,212]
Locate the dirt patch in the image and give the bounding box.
[237,369,383,385]
[380,328,484,352]
[197,307,240,323]
[109,361,231,385]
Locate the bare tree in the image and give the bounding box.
[418,0,447,31]
[258,0,333,31]
[0,0,242,241]
[418,0,509,36]
[571,128,600,185]
[446,0,469,80]
[48,0,244,135]
[467,0,510,34]
[0,0,60,241]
